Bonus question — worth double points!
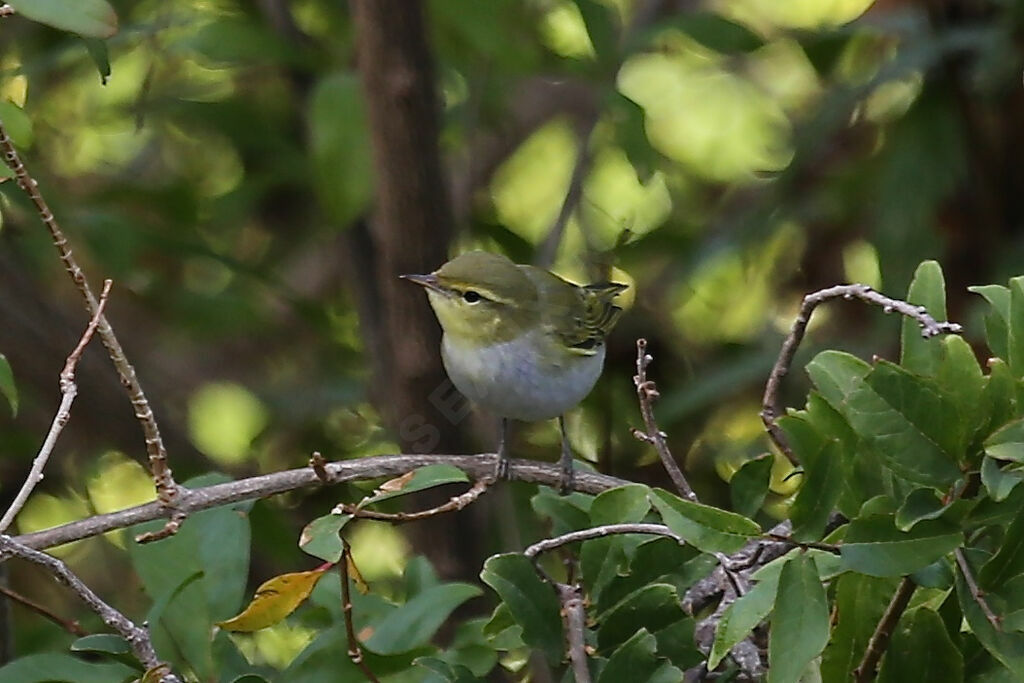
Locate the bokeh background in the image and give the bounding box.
[2,0,1023,668]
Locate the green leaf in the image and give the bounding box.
[480,554,562,664]
[82,39,111,84]
[936,334,986,455]
[985,418,1024,463]
[309,73,373,226]
[7,0,118,38]
[1010,277,1024,378]
[900,260,948,377]
[877,608,963,682]
[709,576,776,669]
[298,513,351,563]
[571,0,617,68]
[980,513,1024,591]
[531,489,592,533]
[597,629,681,683]
[806,350,871,411]
[580,536,628,605]
[981,456,1024,502]
[841,515,963,577]
[360,465,470,506]
[970,284,1010,361]
[895,488,950,531]
[70,634,131,656]
[414,657,478,683]
[596,583,685,652]
[599,537,710,608]
[780,414,842,541]
[652,12,765,55]
[0,101,32,149]
[365,583,482,655]
[729,455,773,518]
[983,359,1019,439]
[652,618,703,671]
[590,484,651,525]
[956,552,1024,673]
[821,573,900,681]
[0,653,136,682]
[650,489,760,554]
[768,554,829,683]
[0,353,16,417]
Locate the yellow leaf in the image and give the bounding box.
[347,551,369,595]
[217,566,331,632]
[376,470,415,493]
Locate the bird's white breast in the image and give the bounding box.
[441,330,605,422]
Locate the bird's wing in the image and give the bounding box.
[521,266,627,355]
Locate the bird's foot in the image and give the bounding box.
[494,453,511,481]
[558,463,575,495]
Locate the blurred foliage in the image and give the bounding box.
[2,0,1024,679]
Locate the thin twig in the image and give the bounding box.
[556,582,591,683]
[766,533,842,555]
[524,523,684,559]
[853,577,916,682]
[0,120,185,541]
[0,280,112,534]
[632,339,698,501]
[0,584,87,637]
[761,284,962,464]
[341,544,380,683]
[14,455,629,552]
[0,537,180,682]
[954,547,1001,631]
[334,478,492,523]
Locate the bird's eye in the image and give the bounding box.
[463,290,482,304]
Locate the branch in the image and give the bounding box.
[0,119,184,537]
[954,547,1001,631]
[853,577,916,682]
[523,523,684,559]
[336,478,493,523]
[14,455,628,552]
[761,284,962,463]
[341,545,380,683]
[556,582,591,683]
[0,584,87,637]
[0,280,112,533]
[632,339,698,501]
[0,537,180,682]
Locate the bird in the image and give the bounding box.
[401,250,627,491]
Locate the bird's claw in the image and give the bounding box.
[494,454,511,481]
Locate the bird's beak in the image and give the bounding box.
[399,273,446,295]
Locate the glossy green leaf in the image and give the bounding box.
[600,537,710,608]
[0,653,136,683]
[480,554,562,664]
[597,629,681,683]
[981,456,1024,503]
[985,418,1024,463]
[895,488,949,531]
[82,38,111,84]
[360,464,470,506]
[980,513,1024,590]
[596,583,685,652]
[0,353,16,417]
[590,484,651,525]
[482,603,525,651]
[806,350,871,411]
[821,573,900,681]
[900,260,947,377]
[365,583,482,654]
[729,455,772,519]
[414,657,478,683]
[709,575,776,669]
[841,515,963,577]
[970,284,1010,361]
[877,608,963,682]
[650,489,760,554]
[531,489,592,533]
[936,334,985,455]
[1010,277,1024,378]
[956,552,1024,673]
[580,535,628,605]
[780,414,842,541]
[70,634,131,656]
[768,554,829,683]
[982,359,1019,439]
[298,513,351,563]
[7,0,118,38]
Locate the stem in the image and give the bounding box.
[556,583,591,683]
[853,577,916,682]
[524,523,684,559]
[341,545,380,683]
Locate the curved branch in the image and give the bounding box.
[14,454,628,552]
[523,523,683,559]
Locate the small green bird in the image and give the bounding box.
[402,251,627,491]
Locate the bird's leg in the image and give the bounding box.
[558,415,574,494]
[495,417,511,481]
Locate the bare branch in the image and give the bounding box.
[556,582,591,683]
[633,339,698,501]
[524,523,684,559]
[0,119,184,534]
[0,280,112,533]
[761,284,962,464]
[853,577,916,682]
[0,584,87,637]
[954,548,1001,631]
[341,545,380,683]
[335,478,493,523]
[14,455,629,552]
[0,537,180,682]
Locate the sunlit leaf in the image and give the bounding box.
[217,566,331,632]
[7,0,118,38]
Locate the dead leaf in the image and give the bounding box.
[216,565,331,632]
